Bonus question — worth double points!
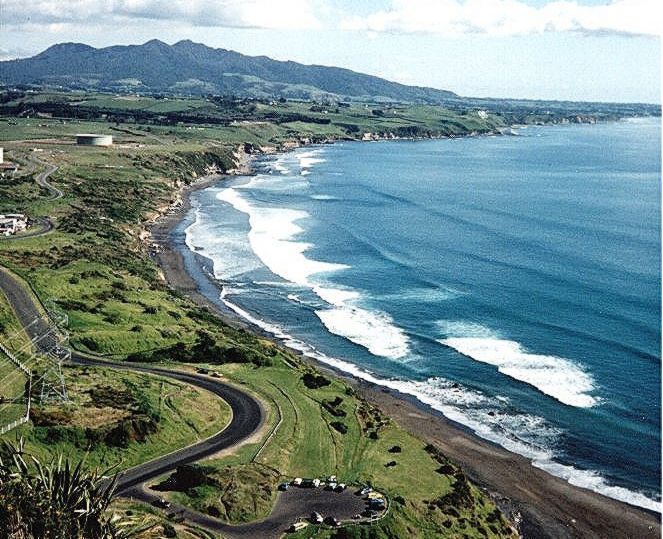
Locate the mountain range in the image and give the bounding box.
[0,39,458,103]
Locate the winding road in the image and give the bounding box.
[30,155,63,200]
[0,154,379,538]
[0,154,59,241]
[0,265,370,538]
[0,265,263,495]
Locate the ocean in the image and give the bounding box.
[182,117,661,511]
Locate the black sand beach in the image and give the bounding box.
[148,171,661,539]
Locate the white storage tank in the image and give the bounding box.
[76,134,113,146]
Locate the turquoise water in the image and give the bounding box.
[184,117,661,510]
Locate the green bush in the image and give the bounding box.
[330,421,348,434]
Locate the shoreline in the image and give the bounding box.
[148,146,660,539]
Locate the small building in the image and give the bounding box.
[76,134,113,146]
[0,214,28,236]
[0,162,18,178]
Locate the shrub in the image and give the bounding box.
[302,372,331,389]
[0,438,123,538]
[330,421,348,434]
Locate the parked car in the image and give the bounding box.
[152,498,171,509]
[326,482,337,490]
[302,478,320,488]
[369,498,386,510]
[360,486,373,496]
[335,483,347,492]
[311,512,323,524]
[324,516,340,527]
[279,482,289,491]
[292,477,303,486]
[289,521,309,532]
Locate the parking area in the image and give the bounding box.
[139,478,388,539]
[280,487,368,526]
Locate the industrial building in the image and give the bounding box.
[76,134,113,146]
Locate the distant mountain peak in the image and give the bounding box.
[36,42,95,57]
[142,39,169,48]
[1,40,458,103]
[173,39,198,47]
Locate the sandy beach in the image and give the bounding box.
[148,168,661,539]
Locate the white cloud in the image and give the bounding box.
[2,0,322,30]
[0,47,34,61]
[341,0,661,37]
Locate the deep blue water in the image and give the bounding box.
[184,117,661,510]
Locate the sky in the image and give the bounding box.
[1,0,660,103]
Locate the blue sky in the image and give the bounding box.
[1,0,660,103]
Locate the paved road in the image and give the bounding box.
[0,155,58,242]
[125,484,371,539]
[72,356,264,493]
[29,155,62,200]
[0,265,379,538]
[0,217,53,241]
[0,266,263,494]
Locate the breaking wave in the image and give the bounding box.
[218,288,659,512]
[437,321,599,408]
[216,185,410,360]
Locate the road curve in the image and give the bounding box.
[0,264,263,494]
[72,356,264,493]
[0,155,59,242]
[0,217,53,241]
[29,155,62,200]
[0,266,381,538]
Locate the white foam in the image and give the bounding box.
[312,285,409,359]
[297,150,326,171]
[311,194,339,200]
[383,286,461,303]
[218,288,660,513]
[533,460,661,513]
[316,306,410,359]
[184,204,260,279]
[438,322,598,408]
[313,286,360,305]
[272,161,290,174]
[216,187,410,360]
[217,188,347,287]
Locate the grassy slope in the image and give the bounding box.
[1,283,232,472]
[161,360,514,538]
[0,95,515,538]
[16,363,232,471]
